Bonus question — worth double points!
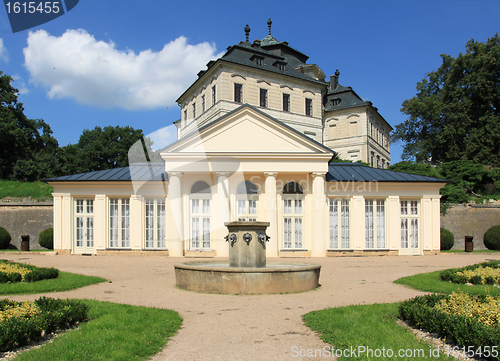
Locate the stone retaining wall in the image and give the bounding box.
[441,203,500,251]
[0,199,53,250]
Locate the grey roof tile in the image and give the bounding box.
[45,164,166,183]
[326,163,448,183]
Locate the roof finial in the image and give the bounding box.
[267,18,272,35]
[244,24,250,42]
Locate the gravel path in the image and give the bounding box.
[3,253,499,361]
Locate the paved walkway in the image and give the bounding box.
[3,253,499,360]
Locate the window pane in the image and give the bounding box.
[249,200,256,214]
[329,199,338,249]
[295,218,302,248]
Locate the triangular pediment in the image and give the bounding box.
[162,105,334,156]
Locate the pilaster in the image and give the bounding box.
[167,172,184,257]
[264,172,278,256]
[311,172,326,257]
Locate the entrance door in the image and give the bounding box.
[399,200,421,255]
[74,199,95,254]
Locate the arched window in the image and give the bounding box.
[190,181,211,249]
[236,181,258,221]
[282,182,304,249]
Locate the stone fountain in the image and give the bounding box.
[174,221,321,294]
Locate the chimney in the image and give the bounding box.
[330,69,340,91]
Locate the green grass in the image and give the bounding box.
[441,249,500,253]
[0,180,53,200]
[12,299,182,361]
[303,303,453,360]
[0,271,106,295]
[394,269,500,297]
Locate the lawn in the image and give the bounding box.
[303,262,500,360]
[303,303,453,360]
[11,299,182,361]
[0,271,106,295]
[0,180,53,200]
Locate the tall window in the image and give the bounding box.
[365,200,385,249]
[110,198,130,248]
[190,181,211,249]
[192,103,196,120]
[234,84,243,103]
[260,88,268,108]
[183,110,187,126]
[283,93,290,112]
[236,181,258,221]
[329,199,350,249]
[75,199,94,252]
[401,200,419,250]
[201,95,205,113]
[283,182,304,249]
[305,98,312,116]
[212,85,216,105]
[145,198,166,249]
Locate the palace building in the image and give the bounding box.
[47,20,446,257]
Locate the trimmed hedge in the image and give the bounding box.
[484,225,500,250]
[0,297,88,352]
[399,294,500,360]
[440,228,455,250]
[440,260,500,284]
[0,227,11,249]
[0,260,59,283]
[39,227,53,250]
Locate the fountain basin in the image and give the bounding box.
[174,261,321,294]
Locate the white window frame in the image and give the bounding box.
[401,200,419,250]
[75,198,94,251]
[282,195,304,250]
[109,198,130,248]
[365,199,386,249]
[144,198,166,249]
[329,198,350,249]
[190,193,211,250]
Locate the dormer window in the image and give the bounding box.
[331,98,342,106]
[251,55,264,66]
[274,61,286,71]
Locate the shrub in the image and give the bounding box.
[399,294,500,360]
[440,228,454,250]
[0,227,11,249]
[24,267,59,282]
[484,225,500,250]
[39,227,53,250]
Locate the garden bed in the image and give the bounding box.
[0,260,59,284]
[440,261,500,285]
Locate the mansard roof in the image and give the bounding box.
[326,163,448,183]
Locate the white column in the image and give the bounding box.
[422,196,433,252]
[215,172,231,257]
[264,172,278,257]
[61,194,72,252]
[94,195,107,250]
[387,195,400,251]
[432,197,441,251]
[350,195,365,250]
[130,195,142,250]
[311,173,326,257]
[52,194,63,251]
[167,172,184,257]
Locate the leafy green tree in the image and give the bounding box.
[0,72,59,181]
[388,161,442,178]
[64,125,146,173]
[393,34,500,165]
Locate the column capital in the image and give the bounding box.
[264,171,278,177]
[311,172,325,178]
[167,171,184,178]
[215,171,231,178]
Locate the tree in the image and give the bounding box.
[393,34,500,165]
[0,72,59,181]
[63,125,146,173]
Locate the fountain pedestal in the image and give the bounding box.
[226,221,269,268]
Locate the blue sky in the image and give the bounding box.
[0,0,499,163]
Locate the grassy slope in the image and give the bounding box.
[0,180,53,200]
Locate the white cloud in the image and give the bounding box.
[0,39,8,62]
[12,75,29,95]
[23,29,222,110]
